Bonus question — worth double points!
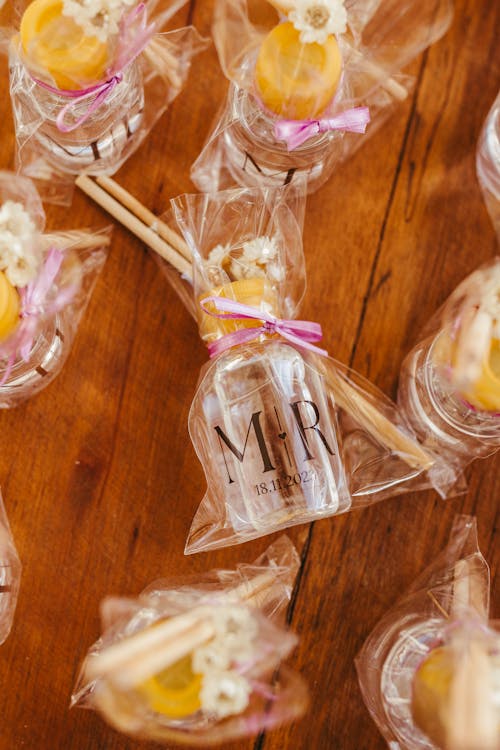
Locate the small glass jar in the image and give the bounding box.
[220,84,343,193]
[477,91,500,236]
[398,332,500,479]
[15,55,145,176]
[0,314,69,408]
[380,617,447,750]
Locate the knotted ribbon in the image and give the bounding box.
[32,3,155,133]
[274,107,370,151]
[200,296,328,359]
[0,248,77,386]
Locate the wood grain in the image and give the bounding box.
[0,1,498,749]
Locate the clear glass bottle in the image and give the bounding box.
[398,262,500,494]
[218,84,343,193]
[15,57,145,176]
[476,91,500,236]
[356,516,495,750]
[190,336,348,540]
[0,314,67,408]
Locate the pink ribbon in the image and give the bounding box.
[200,296,328,359]
[0,248,76,386]
[31,3,155,133]
[274,107,371,151]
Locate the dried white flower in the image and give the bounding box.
[0,201,40,288]
[192,642,231,674]
[62,0,136,42]
[207,243,231,268]
[212,606,259,651]
[241,236,278,262]
[289,0,347,44]
[200,670,251,719]
[205,236,284,285]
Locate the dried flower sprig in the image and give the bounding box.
[207,236,285,284]
[288,0,347,45]
[0,201,40,287]
[62,0,136,42]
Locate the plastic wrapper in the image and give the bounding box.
[0,491,21,645]
[1,0,207,205]
[71,536,308,745]
[398,258,500,497]
[155,182,450,553]
[0,171,111,407]
[477,90,500,238]
[356,515,500,750]
[191,0,452,194]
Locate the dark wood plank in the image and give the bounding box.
[0,1,497,749]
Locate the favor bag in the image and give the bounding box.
[2,0,207,204]
[158,183,448,552]
[398,258,500,496]
[191,0,452,194]
[71,536,308,745]
[0,171,110,407]
[356,515,499,750]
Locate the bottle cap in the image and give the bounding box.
[0,272,20,343]
[198,278,279,343]
[255,22,342,120]
[20,0,108,89]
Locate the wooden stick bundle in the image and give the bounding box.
[324,367,434,471]
[75,176,193,280]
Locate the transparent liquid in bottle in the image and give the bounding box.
[191,340,349,535]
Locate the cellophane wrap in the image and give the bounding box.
[162,184,448,553]
[191,0,452,193]
[477,90,500,238]
[356,515,493,750]
[1,0,207,205]
[398,259,500,497]
[0,219,111,408]
[71,536,308,745]
[0,490,21,645]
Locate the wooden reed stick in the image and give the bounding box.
[324,368,434,471]
[445,558,497,750]
[227,571,277,604]
[86,606,210,680]
[75,176,192,280]
[110,620,215,691]
[95,176,191,261]
[43,231,112,252]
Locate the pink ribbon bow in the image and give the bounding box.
[0,248,77,386]
[200,296,328,359]
[32,3,155,133]
[274,107,371,151]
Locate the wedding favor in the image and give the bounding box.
[191,0,452,194]
[0,491,21,644]
[72,536,308,744]
[357,515,499,750]
[477,91,500,237]
[2,0,206,203]
[398,259,500,496]
[0,172,110,407]
[154,182,452,553]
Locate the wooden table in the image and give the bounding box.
[0,1,498,748]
